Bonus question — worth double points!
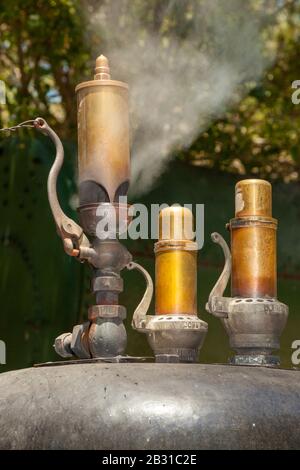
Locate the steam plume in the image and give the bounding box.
[87,0,282,195]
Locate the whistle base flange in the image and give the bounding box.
[229,354,280,367]
[144,314,208,364]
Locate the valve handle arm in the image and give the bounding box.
[206,232,232,318]
[33,117,91,257]
[127,261,154,331]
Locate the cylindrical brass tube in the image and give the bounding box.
[155,206,198,315]
[235,179,272,218]
[230,179,277,298]
[75,55,130,205]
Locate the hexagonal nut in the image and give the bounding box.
[71,323,91,359]
[54,333,73,358]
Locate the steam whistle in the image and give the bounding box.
[206,179,288,366]
[0,56,152,360]
[0,56,289,369]
[0,55,209,363]
[132,206,208,363]
[1,51,300,454]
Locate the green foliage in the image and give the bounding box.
[1,0,300,181]
[178,1,300,184]
[0,134,84,371]
[0,0,90,135]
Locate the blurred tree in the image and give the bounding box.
[0,0,91,135]
[0,0,300,182]
[179,0,300,184]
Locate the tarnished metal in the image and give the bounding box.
[88,318,127,358]
[34,117,91,259]
[53,333,73,358]
[29,56,150,359]
[205,232,231,318]
[0,49,300,451]
[0,56,151,361]
[0,363,299,449]
[132,207,207,363]
[0,56,154,361]
[2,52,300,453]
[206,179,288,366]
[235,178,272,217]
[155,206,197,315]
[54,238,133,359]
[231,179,277,298]
[70,323,91,359]
[78,202,132,237]
[48,56,152,360]
[76,55,130,205]
[0,119,36,132]
[129,261,154,330]
[35,356,152,366]
[60,56,152,359]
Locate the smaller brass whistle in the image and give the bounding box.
[206,179,288,367]
[132,206,208,363]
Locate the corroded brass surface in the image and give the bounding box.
[158,206,195,240]
[155,207,197,315]
[235,179,272,217]
[76,55,130,204]
[231,222,277,298]
[231,179,277,298]
[155,249,197,315]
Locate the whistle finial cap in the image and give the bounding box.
[235,179,272,218]
[94,54,111,80]
[159,206,195,241]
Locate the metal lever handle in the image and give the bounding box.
[127,262,153,331]
[1,117,92,259]
[206,232,232,318]
[33,117,90,257]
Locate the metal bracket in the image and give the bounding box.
[206,232,232,318]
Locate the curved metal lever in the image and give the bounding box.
[126,261,153,331]
[206,232,232,318]
[33,117,90,257]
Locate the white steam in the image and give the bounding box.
[87,0,282,195]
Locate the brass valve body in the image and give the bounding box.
[206,178,288,367]
[76,55,130,204]
[131,205,208,363]
[230,179,277,298]
[155,206,197,315]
